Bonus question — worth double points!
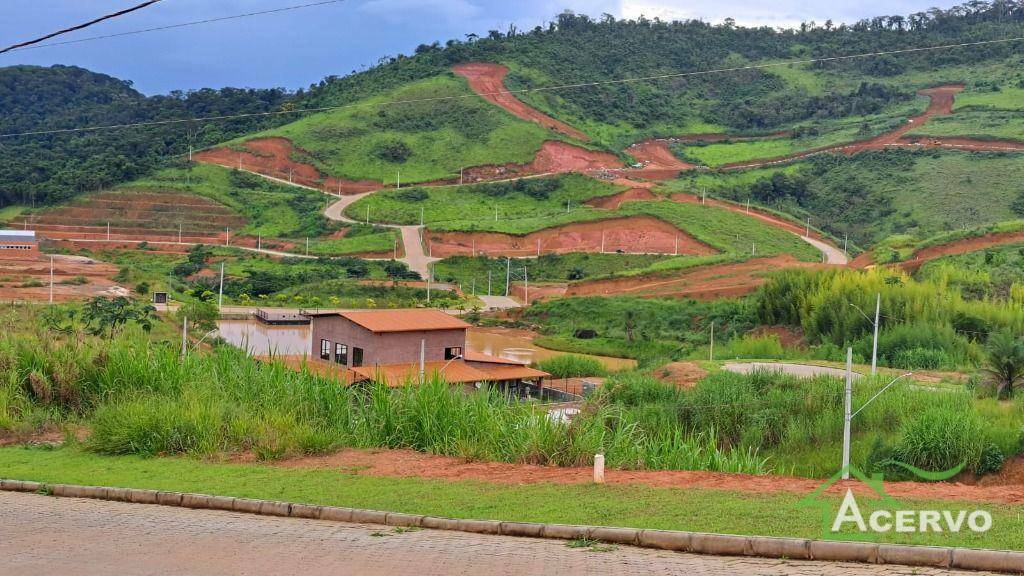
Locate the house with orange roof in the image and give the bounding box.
[306,309,548,396]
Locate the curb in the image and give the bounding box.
[2,479,1022,573]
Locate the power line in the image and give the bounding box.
[2,34,1023,139]
[0,0,164,55]
[1,0,348,55]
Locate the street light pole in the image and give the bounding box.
[849,293,881,376]
[841,345,912,480]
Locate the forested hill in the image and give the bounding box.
[0,65,294,207]
[3,1,1024,207]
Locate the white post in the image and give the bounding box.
[420,207,424,227]
[871,293,880,376]
[600,230,606,253]
[844,234,849,254]
[593,454,605,484]
[258,235,262,251]
[504,257,511,297]
[288,168,293,183]
[494,206,498,221]
[674,236,679,256]
[460,167,464,185]
[472,239,476,257]
[365,206,370,225]
[487,270,492,296]
[106,222,110,241]
[225,228,230,247]
[536,238,541,257]
[179,224,183,244]
[237,154,242,169]
[842,347,853,480]
[702,188,706,205]
[396,170,400,190]
[426,264,432,303]
[746,199,750,213]
[306,237,310,256]
[49,256,54,304]
[394,240,398,259]
[709,321,715,361]
[566,199,570,213]
[805,217,811,238]
[471,278,475,296]
[419,339,426,383]
[218,261,225,310]
[752,243,756,256]
[181,316,188,357]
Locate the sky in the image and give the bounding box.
[2,0,956,94]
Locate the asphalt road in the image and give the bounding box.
[0,492,992,576]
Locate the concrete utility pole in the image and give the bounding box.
[471,278,475,296]
[504,257,511,297]
[306,237,310,256]
[106,222,111,241]
[179,224,183,245]
[600,230,605,253]
[237,154,242,170]
[702,188,706,205]
[842,347,853,480]
[709,321,715,362]
[419,339,426,383]
[49,256,54,304]
[420,207,424,227]
[674,236,679,256]
[181,316,188,357]
[257,235,262,251]
[396,171,401,190]
[746,199,750,213]
[566,199,571,213]
[495,206,498,221]
[871,293,880,376]
[225,228,230,247]
[536,238,541,257]
[844,234,849,254]
[365,206,370,225]
[487,270,492,296]
[805,217,811,238]
[218,261,225,309]
[426,264,432,303]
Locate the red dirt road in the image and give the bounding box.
[566,255,823,300]
[625,139,700,179]
[900,230,1024,272]
[270,447,1024,505]
[425,216,716,258]
[452,62,590,141]
[194,138,380,195]
[0,253,124,302]
[584,188,657,209]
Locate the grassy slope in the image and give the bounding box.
[4,447,1023,550]
[434,253,674,293]
[245,75,567,185]
[908,110,1024,141]
[345,174,625,226]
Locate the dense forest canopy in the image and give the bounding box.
[2,0,1023,207]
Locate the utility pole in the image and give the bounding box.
[536,238,541,257]
[237,154,242,170]
[419,339,426,383]
[426,264,432,303]
[709,321,715,362]
[805,217,811,238]
[460,168,464,185]
[396,170,400,190]
[225,228,230,247]
[106,222,110,241]
[366,206,370,225]
[746,199,750,213]
[842,347,853,480]
[179,224,183,245]
[674,236,679,256]
[306,237,310,256]
[257,235,262,251]
[420,207,424,227]
[504,257,511,297]
[701,187,706,205]
[844,233,849,254]
[600,230,605,253]
[471,278,475,296]
[218,261,225,310]
[752,243,756,256]
[472,239,476,257]
[181,316,189,357]
[495,206,498,221]
[487,270,492,296]
[566,199,570,213]
[49,256,54,304]
[871,293,880,376]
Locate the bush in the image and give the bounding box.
[976,443,1005,476]
[394,187,428,202]
[371,139,412,163]
[538,355,608,379]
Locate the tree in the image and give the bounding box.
[982,332,1024,399]
[81,296,156,338]
[176,300,219,334]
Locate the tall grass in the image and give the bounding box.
[537,355,608,378]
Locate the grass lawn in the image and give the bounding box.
[245,74,568,185]
[908,110,1024,141]
[123,164,336,239]
[953,86,1024,111]
[307,228,399,257]
[2,446,1023,550]
[0,205,26,225]
[344,174,625,226]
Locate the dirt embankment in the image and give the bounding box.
[584,188,658,209]
[899,230,1024,272]
[265,446,1024,505]
[425,216,716,258]
[452,62,590,141]
[0,254,124,302]
[566,255,823,300]
[194,138,380,195]
[624,139,699,179]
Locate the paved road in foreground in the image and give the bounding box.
[0,492,993,575]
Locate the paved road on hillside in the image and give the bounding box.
[0,492,988,576]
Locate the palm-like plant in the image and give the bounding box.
[982,332,1024,400]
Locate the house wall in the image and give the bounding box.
[0,244,38,261]
[310,315,467,366]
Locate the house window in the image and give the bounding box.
[351,347,364,367]
[334,343,348,365]
[320,339,331,360]
[444,346,463,360]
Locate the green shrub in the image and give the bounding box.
[894,406,984,474]
[538,355,608,379]
[976,442,1005,476]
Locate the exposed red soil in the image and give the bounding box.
[849,251,877,269]
[747,325,806,348]
[425,216,716,258]
[194,137,380,195]
[625,139,700,177]
[566,255,823,300]
[899,230,1024,272]
[263,446,1024,505]
[584,188,657,209]
[653,361,708,389]
[507,282,567,302]
[893,135,1024,153]
[0,253,124,302]
[452,62,590,141]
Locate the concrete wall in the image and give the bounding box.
[311,315,466,366]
